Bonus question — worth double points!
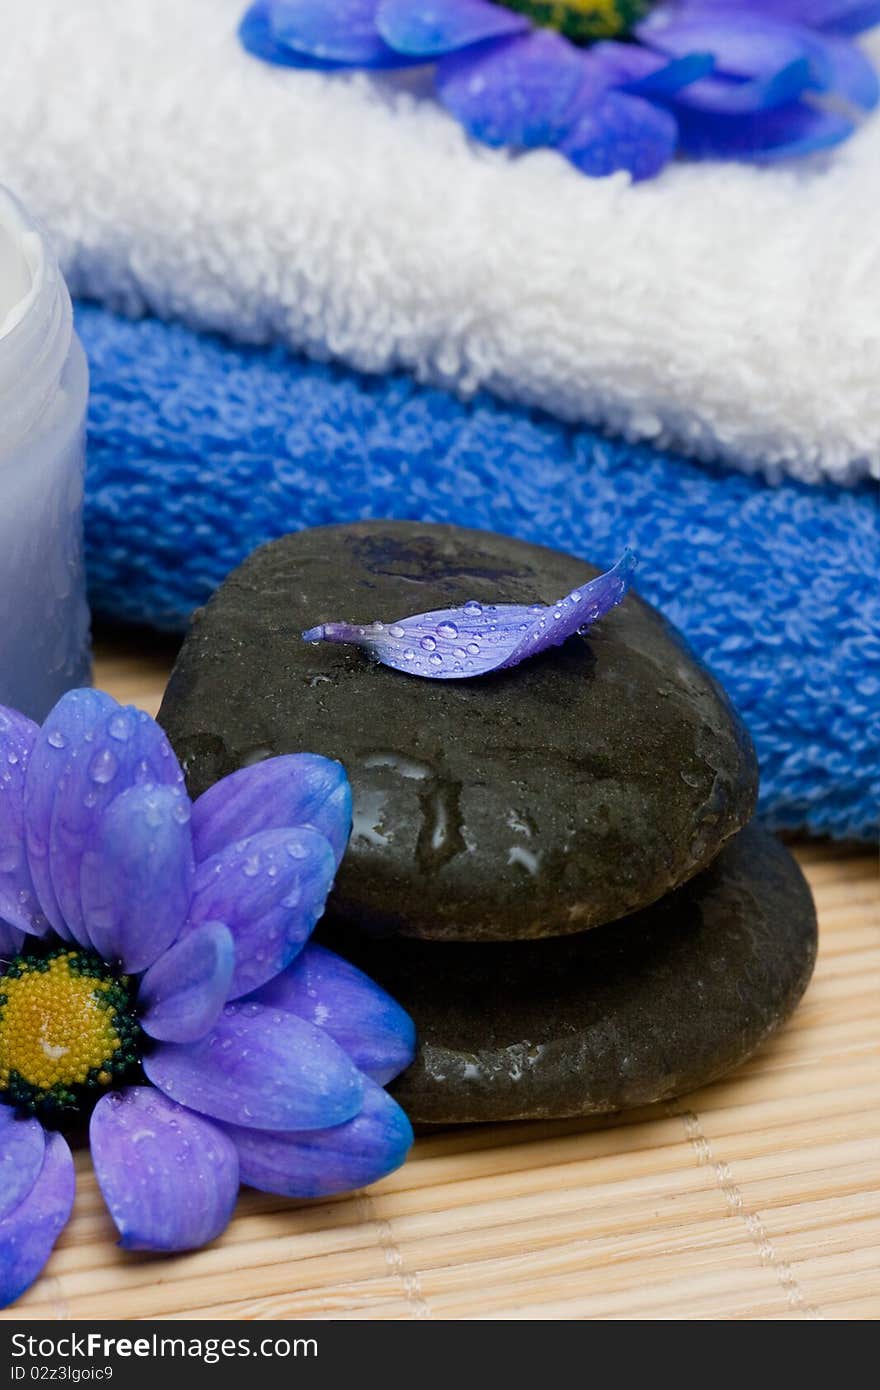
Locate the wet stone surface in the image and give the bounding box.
[320,824,818,1124]
[159,522,758,941]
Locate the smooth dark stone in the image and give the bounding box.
[320,824,817,1124]
[159,522,758,941]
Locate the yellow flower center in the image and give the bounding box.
[0,949,140,1118]
[498,1,653,42]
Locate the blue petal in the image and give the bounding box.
[139,922,235,1043]
[80,783,194,974]
[0,1109,45,1223]
[376,0,529,56]
[248,943,416,1085]
[435,29,585,149]
[674,99,854,159]
[223,1078,413,1198]
[239,0,351,69]
[24,691,185,949]
[267,0,415,68]
[0,919,25,955]
[675,2,880,36]
[590,40,715,96]
[561,90,678,180]
[0,707,44,936]
[90,1088,239,1251]
[191,753,352,868]
[815,31,879,108]
[669,61,813,115]
[144,1000,364,1131]
[187,827,337,999]
[0,1132,74,1310]
[302,550,637,679]
[638,12,824,88]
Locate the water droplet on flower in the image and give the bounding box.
[453,647,466,659]
[172,801,191,825]
[420,636,437,652]
[47,730,66,749]
[463,602,482,617]
[569,590,581,602]
[437,622,458,640]
[529,604,544,613]
[373,622,385,632]
[553,610,562,620]
[242,856,260,877]
[108,713,132,742]
[403,648,416,662]
[0,845,20,872]
[89,748,118,784]
[429,653,442,666]
[466,642,480,656]
[7,750,18,766]
[389,625,405,639]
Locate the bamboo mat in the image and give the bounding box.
[4,631,877,1322]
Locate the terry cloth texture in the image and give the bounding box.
[2,0,880,487]
[79,302,880,842]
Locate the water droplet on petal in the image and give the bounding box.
[429,653,443,666]
[403,648,416,662]
[453,647,466,659]
[437,622,458,640]
[47,730,67,749]
[420,636,437,652]
[242,856,260,878]
[89,748,118,784]
[389,625,405,639]
[466,642,480,656]
[463,602,482,617]
[108,713,133,742]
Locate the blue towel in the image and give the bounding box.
[78,302,880,842]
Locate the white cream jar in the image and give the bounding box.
[0,187,90,720]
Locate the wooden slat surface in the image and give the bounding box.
[5,631,877,1322]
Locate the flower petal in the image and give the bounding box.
[637,11,822,86]
[138,922,235,1044]
[435,29,585,149]
[249,943,416,1084]
[0,707,44,936]
[303,550,636,679]
[90,1087,239,1251]
[191,754,351,868]
[376,0,528,56]
[187,827,337,999]
[25,691,185,949]
[223,1078,413,1198]
[0,919,25,956]
[0,1108,45,1223]
[677,2,880,36]
[560,90,678,180]
[674,99,854,160]
[267,0,413,68]
[239,0,350,69]
[144,1000,364,1131]
[80,784,194,974]
[668,61,814,115]
[0,1131,74,1310]
[590,40,715,97]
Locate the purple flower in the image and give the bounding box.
[303,549,636,677]
[239,0,880,179]
[0,692,414,1309]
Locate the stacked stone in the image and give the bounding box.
[159,523,816,1125]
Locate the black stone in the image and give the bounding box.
[159,522,758,941]
[320,824,817,1124]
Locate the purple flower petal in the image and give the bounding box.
[668,61,813,115]
[675,98,854,159]
[0,919,25,956]
[90,1087,239,1251]
[435,29,585,149]
[139,922,235,1044]
[590,40,715,96]
[675,1,880,36]
[223,1078,413,1198]
[191,754,351,868]
[303,550,636,680]
[249,943,416,1085]
[187,827,337,999]
[24,691,185,950]
[0,1109,45,1223]
[561,89,678,180]
[144,1000,364,1131]
[266,0,414,68]
[239,0,351,69]
[376,0,528,56]
[0,1131,74,1310]
[0,707,45,936]
[80,784,194,974]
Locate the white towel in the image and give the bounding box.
[2,0,878,485]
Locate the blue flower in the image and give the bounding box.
[0,692,414,1309]
[239,0,880,179]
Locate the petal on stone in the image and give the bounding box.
[139,923,235,1044]
[0,707,45,936]
[223,1078,413,1197]
[0,1132,74,1311]
[250,943,416,1085]
[191,754,352,868]
[376,0,528,57]
[90,1087,239,1251]
[80,783,194,974]
[434,29,586,149]
[144,1001,364,1132]
[302,550,637,679]
[0,1108,45,1223]
[187,827,337,999]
